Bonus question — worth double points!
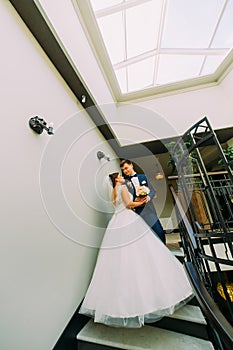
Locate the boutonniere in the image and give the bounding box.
[125,180,133,189]
[141,180,147,185]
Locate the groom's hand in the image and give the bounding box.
[135,197,148,205]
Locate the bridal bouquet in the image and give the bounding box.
[136,185,150,197]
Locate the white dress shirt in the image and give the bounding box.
[131,175,140,190]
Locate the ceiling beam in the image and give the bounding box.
[114,48,228,70]
[95,0,151,18]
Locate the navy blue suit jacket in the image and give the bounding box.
[124,173,165,243]
[124,173,156,219]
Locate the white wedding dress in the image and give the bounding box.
[79,185,193,328]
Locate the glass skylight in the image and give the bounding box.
[85,0,233,96]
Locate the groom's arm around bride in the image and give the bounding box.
[120,159,166,244]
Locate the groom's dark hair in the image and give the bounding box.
[120,159,133,167]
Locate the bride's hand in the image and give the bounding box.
[135,197,147,206]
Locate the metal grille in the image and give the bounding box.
[169,117,233,326]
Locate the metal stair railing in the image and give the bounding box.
[167,116,233,339]
[169,184,233,350]
[185,261,233,350]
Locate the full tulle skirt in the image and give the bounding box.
[79,208,193,328]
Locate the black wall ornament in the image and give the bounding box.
[29,116,54,135]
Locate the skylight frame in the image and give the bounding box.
[73,0,233,102]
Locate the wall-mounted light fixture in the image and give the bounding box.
[155,172,164,180]
[81,95,86,104]
[97,151,110,161]
[29,116,54,135]
[155,162,164,180]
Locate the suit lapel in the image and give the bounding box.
[138,174,147,186]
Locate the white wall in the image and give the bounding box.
[0,2,119,350]
[37,0,115,106]
[134,75,233,140]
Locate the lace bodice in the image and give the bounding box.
[114,185,133,212]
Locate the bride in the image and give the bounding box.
[79,172,193,328]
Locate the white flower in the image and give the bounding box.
[136,185,150,197]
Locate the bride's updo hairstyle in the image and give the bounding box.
[109,172,119,188]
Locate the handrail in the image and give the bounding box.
[185,261,233,350]
[198,252,233,266]
[169,185,198,252]
[168,170,229,180]
[181,116,209,137]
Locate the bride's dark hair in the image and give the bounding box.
[109,172,119,188]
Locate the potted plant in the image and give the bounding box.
[165,141,198,174]
[218,145,233,170]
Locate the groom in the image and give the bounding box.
[120,159,166,244]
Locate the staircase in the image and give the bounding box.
[76,235,215,350]
[76,306,213,350]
